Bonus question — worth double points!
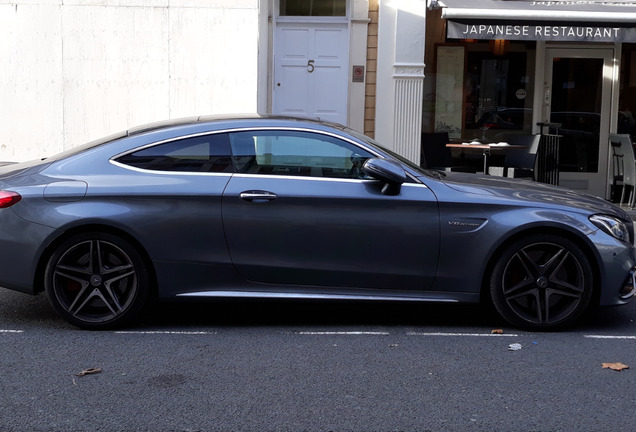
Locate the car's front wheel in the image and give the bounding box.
[490,234,594,331]
[44,232,151,330]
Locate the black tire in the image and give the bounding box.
[490,234,594,331]
[44,232,150,330]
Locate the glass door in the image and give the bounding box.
[543,48,614,198]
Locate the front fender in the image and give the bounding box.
[434,205,598,295]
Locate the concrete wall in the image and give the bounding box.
[0,0,260,161]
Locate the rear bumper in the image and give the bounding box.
[0,208,57,294]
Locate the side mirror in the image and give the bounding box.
[362,158,407,195]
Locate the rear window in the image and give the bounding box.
[116,133,234,173]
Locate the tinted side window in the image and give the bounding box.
[229,130,374,179]
[116,133,234,173]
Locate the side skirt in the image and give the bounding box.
[176,290,479,304]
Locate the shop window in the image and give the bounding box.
[464,51,533,143]
[425,41,534,145]
[280,0,346,16]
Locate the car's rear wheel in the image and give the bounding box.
[44,232,150,330]
[490,234,594,331]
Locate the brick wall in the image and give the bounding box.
[364,0,379,138]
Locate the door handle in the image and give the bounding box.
[239,191,278,202]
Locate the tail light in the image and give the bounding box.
[0,190,22,208]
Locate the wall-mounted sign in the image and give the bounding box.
[516,89,527,100]
[352,65,365,83]
[447,20,636,42]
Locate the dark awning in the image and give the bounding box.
[432,0,636,42]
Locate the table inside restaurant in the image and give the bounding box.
[446,143,524,175]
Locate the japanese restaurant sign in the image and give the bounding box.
[440,0,636,42]
[447,21,636,42]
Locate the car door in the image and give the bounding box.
[112,132,234,269]
[221,129,440,291]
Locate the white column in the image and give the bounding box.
[376,1,426,164]
[393,63,425,163]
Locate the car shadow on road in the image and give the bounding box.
[138,298,636,333]
[576,304,636,333]
[139,299,507,330]
[2,289,632,333]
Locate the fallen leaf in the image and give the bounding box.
[75,368,103,377]
[602,362,629,371]
[491,329,503,334]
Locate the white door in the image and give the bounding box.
[274,22,349,125]
[543,48,614,198]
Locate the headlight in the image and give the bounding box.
[590,215,631,243]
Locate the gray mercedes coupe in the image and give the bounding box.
[0,115,633,330]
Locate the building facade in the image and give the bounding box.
[0,0,425,167]
[0,1,264,161]
[2,0,635,200]
[424,0,636,199]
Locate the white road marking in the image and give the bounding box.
[584,335,636,340]
[407,332,519,337]
[297,331,518,337]
[5,329,636,340]
[115,331,216,335]
[295,331,390,335]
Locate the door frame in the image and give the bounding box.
[535,43,619,198]
[270,0,370,129]
[272,20,351,124]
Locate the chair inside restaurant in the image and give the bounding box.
[609,133,636,208]
[487,134,540,179]
[420,132,476,172]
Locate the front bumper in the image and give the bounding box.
[619,267,636,300]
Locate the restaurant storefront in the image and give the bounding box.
[424,0,636,199]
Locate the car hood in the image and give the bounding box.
[429,171,629,219]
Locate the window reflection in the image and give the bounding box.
[464,51,533,143]
[280,0,346,16]
[619,43,636,142]
[423,39,535,145]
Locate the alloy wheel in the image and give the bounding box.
[491,236,593,330]
[46,235,147,328]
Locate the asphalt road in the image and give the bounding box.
[0,289,635,432]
